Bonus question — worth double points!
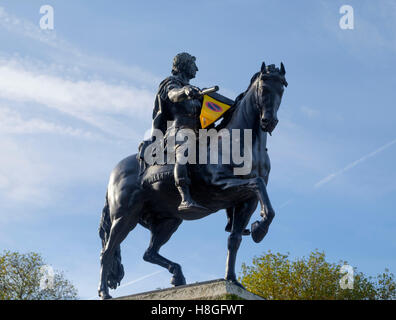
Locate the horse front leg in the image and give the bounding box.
[225,199,257,287]
[225,207,251,235]
[251,178,275,243]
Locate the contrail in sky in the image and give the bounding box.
[88,270,163,300]
[278,138,396,209]
[279,198,294,208]
[118,270,163,289]
[314,138,396,188]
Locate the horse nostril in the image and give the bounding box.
[261,118,278,133]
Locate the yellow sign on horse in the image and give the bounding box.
[200,94,232,129]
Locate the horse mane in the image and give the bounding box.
[215,72,260,130]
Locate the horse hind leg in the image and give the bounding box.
[99,204,141,299]
[143,217,185,286]
[225,199,257,287]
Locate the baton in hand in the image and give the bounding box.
[199,86,219,96]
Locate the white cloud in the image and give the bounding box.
[0,7,158,215]
[0,6,164,142]
[0,6,161,86]
[0,6,57,47]
[0,7,161,217]
[0,105,97,138]
[0,57,154,139]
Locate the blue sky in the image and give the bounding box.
[0,0,395,299]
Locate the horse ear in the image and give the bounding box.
[261,62,266,73]
[280,62,286,76]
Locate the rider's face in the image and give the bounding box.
[186,60,198,79]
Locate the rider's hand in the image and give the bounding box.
[184,85,201,99]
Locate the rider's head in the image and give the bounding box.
[172,52,198,80]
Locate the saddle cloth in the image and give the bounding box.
[140,162,175,187]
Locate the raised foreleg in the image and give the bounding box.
[251,177,275,243]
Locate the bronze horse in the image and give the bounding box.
[98,62,287,299]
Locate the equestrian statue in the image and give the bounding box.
[98,52,288,299]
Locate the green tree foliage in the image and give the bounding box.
[239,250,396,300]
[0,251,78,300]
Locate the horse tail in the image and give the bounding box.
[99,192,125,289]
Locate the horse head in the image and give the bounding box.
[256,62,288,134]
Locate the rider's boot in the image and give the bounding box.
[176,182,208,213]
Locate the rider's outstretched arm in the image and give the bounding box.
[168,85,200,103]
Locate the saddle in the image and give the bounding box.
[137,91,235,187]
[137,139,176,187]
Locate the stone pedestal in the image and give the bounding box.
[115,279,264,300]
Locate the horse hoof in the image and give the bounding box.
[251,220,268,243]
[171,269,186,287]
[171,274,186,286]
[226,278,246,290]
[99,291,112,300]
